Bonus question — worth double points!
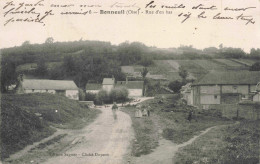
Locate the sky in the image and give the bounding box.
[0,0,260,52]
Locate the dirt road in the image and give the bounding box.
[43,106,134,164]
[131,126,218,164]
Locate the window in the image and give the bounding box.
[32,89,34,92]
[214,95,218,99]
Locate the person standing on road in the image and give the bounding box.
[112,102,118,120]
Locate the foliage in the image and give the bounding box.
[121,106,159,157]
[168,80,184,93]
[249,62,260,71]
[1,93,100,159]
[85,92,96,101]
[110,87,129,103]
[249,48,260,59]
[0,39,257,92]
[178,66,188,81]
[174,120,260,164]
[78,88,85,101]
[117,42,146,65]
[222,120,260,164]
[45,37,54,44]
[96,90,109,104]
[138,56,154,67]
[219,47,246,59]
[35,57,48,76]
[1,100,55,159]
[141,67,149,96]
[1,58,18,92]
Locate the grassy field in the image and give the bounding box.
[192,60,226,71]
[175,60,208,79]
[214,59,245,67]
[1,93,100,159]
[122,94,234,157]
[139,94,234,144]
[174,120,260,164]
[122,106,160,157]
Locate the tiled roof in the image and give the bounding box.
[22,79,78,90]
[102,78,115,85]
[86,83,102,90]
[116,81,143,89]
[193,71,260,86]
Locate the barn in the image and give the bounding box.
[191,71,260,109]
[16,79,79,100]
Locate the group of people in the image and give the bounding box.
[110,102,152,120]
[135,107,151,118]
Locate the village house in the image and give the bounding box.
[116,80,144,97]
[85,83,102,94]
[191,71,260,109]
[16,79,79,100]
[102,78,115,93]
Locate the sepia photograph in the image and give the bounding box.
[0,0,260,163]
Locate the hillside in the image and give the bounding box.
[1,93,100,159]
[148,59,259,81]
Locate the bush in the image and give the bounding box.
[96,89,109,105]
[168,80,184,93]
[85,92,96,101]
[78,88,85,101]
[109,87,129,103]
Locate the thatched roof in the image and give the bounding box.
[193,71,260,86]
[116,81,143,89]
[22,79,78,90]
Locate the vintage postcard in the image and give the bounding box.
[1,0,260,163]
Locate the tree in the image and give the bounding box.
[96,90,108,104]
[250,48,260,59]
[168,81,183,93]
[45,37,54,44]
[249,62,260,71]
[110,87,129,103]
[139,56,154,67]
[1,60,17,92]
[35,58,48,76]
[179,66,188,81]
[22,41,30,46]
[141,67,149,96]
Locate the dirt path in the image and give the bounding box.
[131,126,217,164]
[41,106,133,164]
[3,97,153,164]
[42,97,153,164]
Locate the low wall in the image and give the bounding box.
[206,104,260,120]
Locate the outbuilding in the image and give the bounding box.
[16,79,79,100]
